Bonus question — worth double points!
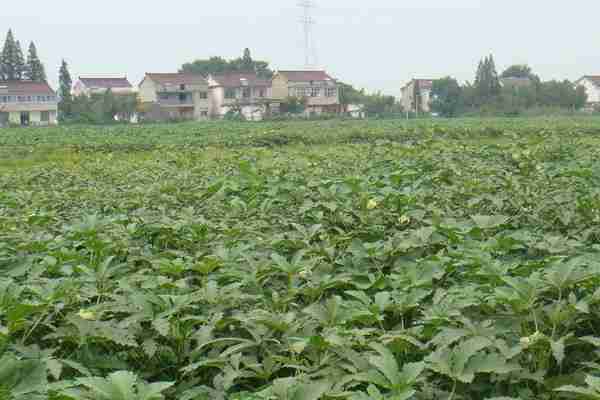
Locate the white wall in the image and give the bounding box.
[581,79,600,104]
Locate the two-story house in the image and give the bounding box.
[72,76,134,97]
[0,81,58,127]
[401,79,434,113]
[207,72,276,120]
[271,70,341,115]
[138,73,209,121]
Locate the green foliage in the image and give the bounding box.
[431,77,462,117]
[0,30,25,81]
[501,64,536,79]
[3,118,600,399]
[25,42,47,82]
[58,60,73,120]
[180,48,272,78]
[69,91,138,124]
[474,54,501,106]
[279,96,307,114]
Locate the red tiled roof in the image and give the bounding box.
[0,81,56,96]
[277,70,335,82]
[145,73,207,86]
[79,77,132,89]
[210,72,270,88]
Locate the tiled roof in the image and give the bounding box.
[210,72,270,88]
[145,73,207,86]
[0,81,56,96]
[277,70,335,82]
[79,77,132,89]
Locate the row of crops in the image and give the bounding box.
[2,118,600,399]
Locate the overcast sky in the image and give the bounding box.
[2,1,598,96]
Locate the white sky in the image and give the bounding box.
[2,0,598,96]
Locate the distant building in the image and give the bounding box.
[401,79,434,113]
[271,70,341,115]
[0,81,58,127]
[73,76,134,97]
[138,73,209,121]
[575,76,600,110]
[207,72,277,120]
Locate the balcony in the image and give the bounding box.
[157,92,193,107]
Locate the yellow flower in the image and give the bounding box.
[78,309,96,321]
[367,199,378,210]
[399,215,410,225]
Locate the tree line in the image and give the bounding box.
[430,55,588,117]
[0,29,46,82]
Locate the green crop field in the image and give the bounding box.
[3,118,600,400]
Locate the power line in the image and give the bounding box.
[298,0,316,68]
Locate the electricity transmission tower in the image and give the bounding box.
[298,0,316,67]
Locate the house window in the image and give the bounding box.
[159,93,170,101]
[41,111,50,122]
[295,88,308,97]
[47,96,53,102]
[179,93,188,103]
[27,96,32,102]
[180,84,186,90]
[225,89,236,99]
[310,87,321,97]
[326,88,337,97]
[37,96,44,102]
[242,87,251,98]
[199,91,207,99]
[17,96,26,102]
[0,96,6,103]
[258,89,265,98]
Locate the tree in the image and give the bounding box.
[180,49,273,78]
[431,77,463,117]
[339,83,366,113]
[58,60,73,119]
[501,64,533,79]
[25,42,46,81]
[575,84,588,110]
[1,29,20,80]
[363,92,395,117]
[473,54,501,106]
[14,40,25,80]
[241,48,253,71]
[280,96,307,114]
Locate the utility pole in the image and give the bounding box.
[298,0,316,67]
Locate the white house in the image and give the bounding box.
[575,76,600,110]
[0,81,58,127]
[401,79,434,113]
[207,72,276,120]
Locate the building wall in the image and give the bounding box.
[271,74,289,99]
[138,78,158,103]
[581,79,600,104]
[401,81,432,113]
[192,92,209,120]
[5,110,57,126]
[139,77,210,122]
